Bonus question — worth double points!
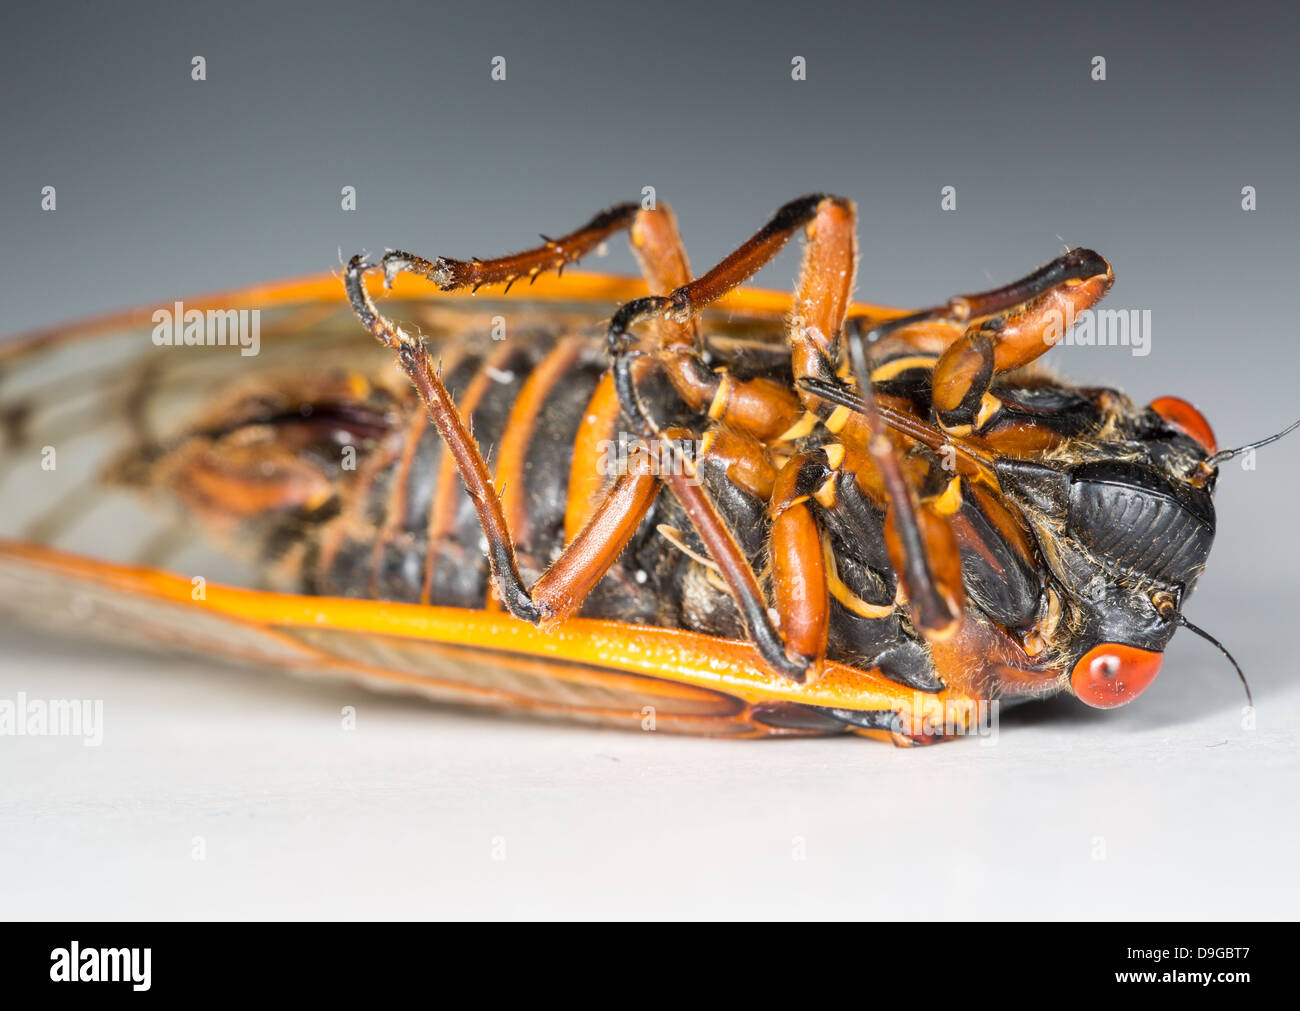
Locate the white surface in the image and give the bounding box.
[2,601,1296,921]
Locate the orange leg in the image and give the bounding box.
[654,430,808,679]
[805,248,1116,461]
[610,195,859,434]
[608,195,852,441]
[847,247,1115,352]
[696,427,776,501]
[787,198,858,415]
[387,200,805,445]
[920,249,1113,434]
[344,256,661,628]
[802,327,1059,699]
[604,196,863,681]
[378,203,640,294]
[623,203,803,442]
[768,454,831,670]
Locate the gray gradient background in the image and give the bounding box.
[1,0,1298,919]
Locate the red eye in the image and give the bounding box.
[1149,396,1218,455]
[1071,643,1164,708]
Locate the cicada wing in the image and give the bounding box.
[0,539,968,739]
[0,274,620,567]
[0,540,772,736]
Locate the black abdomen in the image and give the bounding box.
[308,334,609,609]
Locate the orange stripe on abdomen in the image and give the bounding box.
[565,372,622,543]
[487,337,587,611]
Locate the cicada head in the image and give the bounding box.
[994,397,1223,708]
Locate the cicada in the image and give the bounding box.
[1,195,1286,744]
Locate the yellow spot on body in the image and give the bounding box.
[869,355,938,383]
[776,411,819,443]
[347,372,371,399]
[823,537,895,619]
[930,477,963,516]
[707,375,733,421]
[975,393,1001,430]
[825,405,851,434]
[813,476,837,509]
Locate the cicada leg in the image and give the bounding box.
[846,247,1117,353]
[631,196,941,681]
[377,203,641,293]
[607,195,857,445]
[383,197,812,449]
[606,202,825,680]
[604,197,863,682]
[344,257,663,629]
[783,204,970,648]
[825,326,1057,707]
[383,198,808,447]
[605,194,861,438]
[927,249,1113,435]
[625,202,807,443]
[767,454,832,669]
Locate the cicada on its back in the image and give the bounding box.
[1,195,1287,743]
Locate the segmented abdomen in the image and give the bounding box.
[307,333,614,611]
[284,327,1052,693]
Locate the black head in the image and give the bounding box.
[995,399,1221,707]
